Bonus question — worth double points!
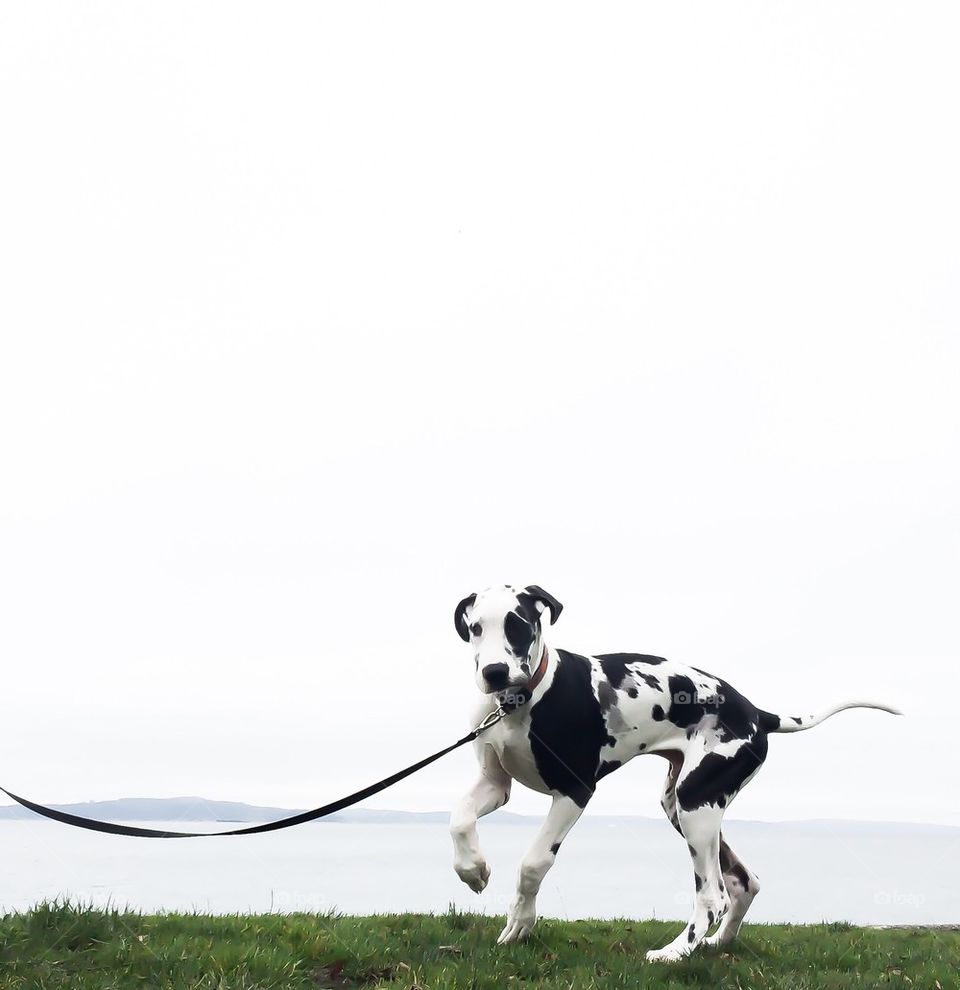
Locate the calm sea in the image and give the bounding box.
[0,818,955,925]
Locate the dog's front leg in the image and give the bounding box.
[450,743,511,893]
[497,794,586,945]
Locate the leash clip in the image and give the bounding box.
[474,706,508,734]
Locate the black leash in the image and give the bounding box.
[0,707,508,839]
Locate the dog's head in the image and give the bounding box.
[454,584,563,694]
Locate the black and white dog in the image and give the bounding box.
[449,584,900,962]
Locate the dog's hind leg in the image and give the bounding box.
[658,750,684,833]
[647,733,768,962]
[702,837,760,947]
[646,802,728,963]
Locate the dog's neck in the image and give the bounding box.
[499,645,550,712]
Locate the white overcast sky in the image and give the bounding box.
[1,3,957,827]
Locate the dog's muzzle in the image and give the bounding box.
[483,648,549,698]
[481,663,511,690]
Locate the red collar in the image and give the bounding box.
[526,646,549,693]
[497,647,550,713]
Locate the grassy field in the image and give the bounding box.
[0,902,956,990]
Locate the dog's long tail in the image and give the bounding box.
[759,700,902,733]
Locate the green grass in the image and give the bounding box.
[0,902,956,989]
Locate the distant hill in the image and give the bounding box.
[0,797,956,834]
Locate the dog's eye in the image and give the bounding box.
[469,623,482,637]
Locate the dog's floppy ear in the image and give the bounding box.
[523,585,563,625]
[454,593,477,642]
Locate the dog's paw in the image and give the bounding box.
[454,858,490,893]
[645,946,687,964]
[701,931,732,949]
[496,898,536,944]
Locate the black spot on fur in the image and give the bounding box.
[677,734,769,811]
[666,673,760,743]
[550,841,562,855]
[599,654,632,688]
[712,679,764,741]
[792,716,803,725]
[504,610,534,658]
[695,873,703,892]
[598,653,666,689]
[652,704,665,721]
[758,710,781,732]
[627,687,638,698]
[665,674,707,729]
[635,671,662,692]
[687,923,696,943]
[528,649,609,808]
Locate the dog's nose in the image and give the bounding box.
[482,663,510,688]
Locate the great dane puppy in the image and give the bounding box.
[449,584,900,962]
